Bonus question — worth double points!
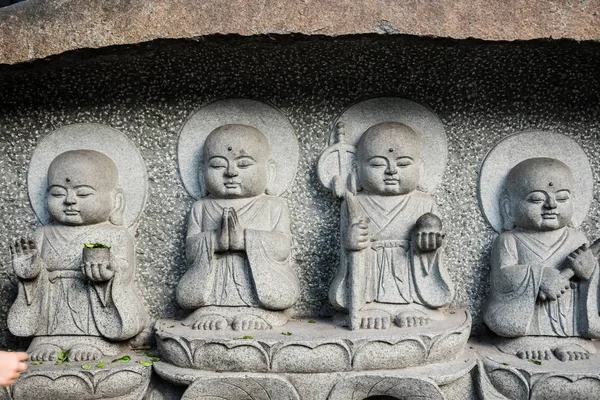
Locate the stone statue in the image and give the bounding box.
[484,157,600,361]
[176,124,300,330]
[8,149,149,362]
[321,118,454,330]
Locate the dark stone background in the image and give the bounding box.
[0,35,598,347]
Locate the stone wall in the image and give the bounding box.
[0,35,599,348]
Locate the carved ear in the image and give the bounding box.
[109,189,125,226]
[416,159,426,191]
[500,195,514,231]
[265,159,277,195]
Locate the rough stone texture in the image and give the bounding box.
[0,352,152,400]
[156,310,470,373]
[474,338,600,400]
[1,0,600,65]
[0,36,600,349]
[153,350,476,399]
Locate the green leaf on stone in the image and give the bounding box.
[95,361,105,368]
[233,336,253,340]
[308,320,316,323]
[282,332,292,336]
[83,242,111,249]
[82,363,91,370]
[145,351,159,358]
[57,349,69,362]
[528,359,541,365]
[150,357,160,362]
[30,361,42,365]
[111,355,131,363]
[139,360,153,367]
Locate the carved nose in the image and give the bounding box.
[544,197,557,209]
[225,166,239,177]
[64,191,77,205]
[385,162,398,175]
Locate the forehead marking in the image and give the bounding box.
[389,148,394,153]
[228,146,233,151]
[549,182,553,186]
[66,178,71,183]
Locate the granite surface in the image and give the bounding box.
[1,0,600,64]
[0,35,599,347]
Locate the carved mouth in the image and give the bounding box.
[224,181,241,189]
[64,210,80,216]
[384,179,399,185]
[541,213,558,219]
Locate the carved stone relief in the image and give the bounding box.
[175,99,300,331]
[478,131,600,362]
[6,124,151,399]
[318,98,457,331]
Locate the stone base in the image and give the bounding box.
[154,349,476,400]
[156,308,470,373]
[0,352,153,400]
[473,336,600,400]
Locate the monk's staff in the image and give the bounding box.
[345,191,366,330]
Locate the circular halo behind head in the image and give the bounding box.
[28,123,148,230]
[324,97,447,193]
[478,131,593,233]
[178,99,299,199]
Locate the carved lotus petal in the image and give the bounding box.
[328,374,444,400]
[352,338,427,370]
[530,376,600,400]
[477,359,530,400]
[271,341,352,372]
[8,368,149,400]
[192,341,269,372]
[157,334,194,368]
[182,375,300,400]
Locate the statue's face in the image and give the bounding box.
[46,151,118,226]
[507,159,574,231]
[203,125,271,199]
[356,123,421,196]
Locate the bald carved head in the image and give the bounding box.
[356,122,422,196]
[202,124,275,198]
[502,157,574,231]
[46,150,124,226]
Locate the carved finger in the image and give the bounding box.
[374,318,381,329]
[230,208,240,228]
[28,239,36,252]
[20,237,28,252]
[92,263,102,281]
[428,233,435,250]
[539,292,547,301]
[9,242,14,255]
[357,227,369,237]
[219,211,229,251]
[357,221,369,229]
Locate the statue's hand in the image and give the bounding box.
[538,267,571,301]
[414,213,444,252]
[228,208,245,251]
[10,238,41,279]
[215,208,230,252]
[345,218,370,251]
[564,244,595,280]
[415,230,444,252]
[83,262,115,282]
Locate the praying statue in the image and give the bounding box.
[484,157,600,361]
[8,150,149,362]
[176,124,300,331]
[328,122,454,329]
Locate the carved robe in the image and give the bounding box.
[8,223,148,341]
[484,227,600,338]
[177,194,300,311]
[329,191,454,311]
